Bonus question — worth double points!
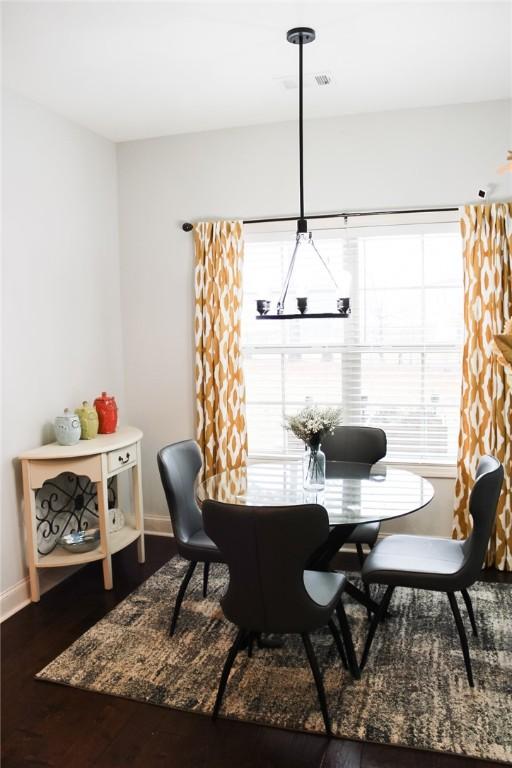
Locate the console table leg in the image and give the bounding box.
[21,461,40,602]
[28,566,40,602]
[97,464,113,590]
[102,556,113,590]
[136,535,145,564]
[133,444,145,564]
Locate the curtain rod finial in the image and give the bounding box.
[182,222,193,232]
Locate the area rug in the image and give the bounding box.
[36,558,512,763]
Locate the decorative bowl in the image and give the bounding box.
[59,528,100,553]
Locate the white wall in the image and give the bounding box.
[117,99,511,531]
[2,97,510,614]
[1,90,124,611]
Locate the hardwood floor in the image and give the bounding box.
[1,536,508,768]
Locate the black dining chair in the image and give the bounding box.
[321,426,387,569]
[360,455,504,686]
[157,440,223,635]
[203,500,360,735]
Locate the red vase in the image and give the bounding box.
[94,392,118,434]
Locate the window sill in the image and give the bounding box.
[247,454,457,480]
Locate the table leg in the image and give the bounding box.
[308,523,379,613]
[132,443,145,564]
[344,581,379,613]
[21,461,40,602]
[96,466,113,591]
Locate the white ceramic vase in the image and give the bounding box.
[54,409,81,446]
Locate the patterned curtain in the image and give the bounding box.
[194,221,248,479]
[453,203,512,570]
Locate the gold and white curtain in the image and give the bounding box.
[453,203,512,570]
[194,220,248,479]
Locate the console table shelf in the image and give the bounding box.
[19,426,145,601]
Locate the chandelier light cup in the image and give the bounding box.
[337,297,351,316]
[256,299,271,316]
[297,297,308,314]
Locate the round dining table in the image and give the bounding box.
[197,459,434,613]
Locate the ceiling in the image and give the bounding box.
[3,1,511,142]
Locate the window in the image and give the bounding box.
[241,215,463,465]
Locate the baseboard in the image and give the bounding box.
[144,515,173,537]
[0,579,31,622]
[0,566,82,623]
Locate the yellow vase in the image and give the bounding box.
[75,401,99,440]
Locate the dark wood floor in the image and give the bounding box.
[1,536,509,768]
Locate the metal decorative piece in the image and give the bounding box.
[36,473,117,555]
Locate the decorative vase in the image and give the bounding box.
[303,441,326,491]
[54,409,81,446]
[94,391,118,434]
[75,401,99,440]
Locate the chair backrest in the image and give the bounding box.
[203,501,331,634]
[321,425,387,465]
[460,454,504,583]
[157,440,203,548]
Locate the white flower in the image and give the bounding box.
[284,405,342,444]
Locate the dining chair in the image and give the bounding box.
[321,426,387,569]
[157,440,223,635]
[360,454,504,686]
[203,500,360,735]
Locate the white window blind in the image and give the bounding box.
[241,217,463,464]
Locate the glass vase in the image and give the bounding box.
[303,443,326,491]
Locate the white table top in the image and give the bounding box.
[198,460,434,526]
[19,426,143,460]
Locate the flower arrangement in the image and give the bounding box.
[284,405,342,448]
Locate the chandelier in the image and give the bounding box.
[256,27,351,321]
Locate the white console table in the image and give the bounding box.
[19,426,145,602]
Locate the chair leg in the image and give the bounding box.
[355,542,365,570]
[328,618,347,669]
[355,543,373,620]
[360,585,394,670]
[212,628,247,719]
[203,561,210,598]
[301,633,332,736]
[169,560,197,636]
[447,592,474,687]
[335,602,360,680]
[461,588,478,637]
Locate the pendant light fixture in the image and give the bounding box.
[256,27,351,320]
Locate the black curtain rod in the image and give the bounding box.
[181,206,459,231]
